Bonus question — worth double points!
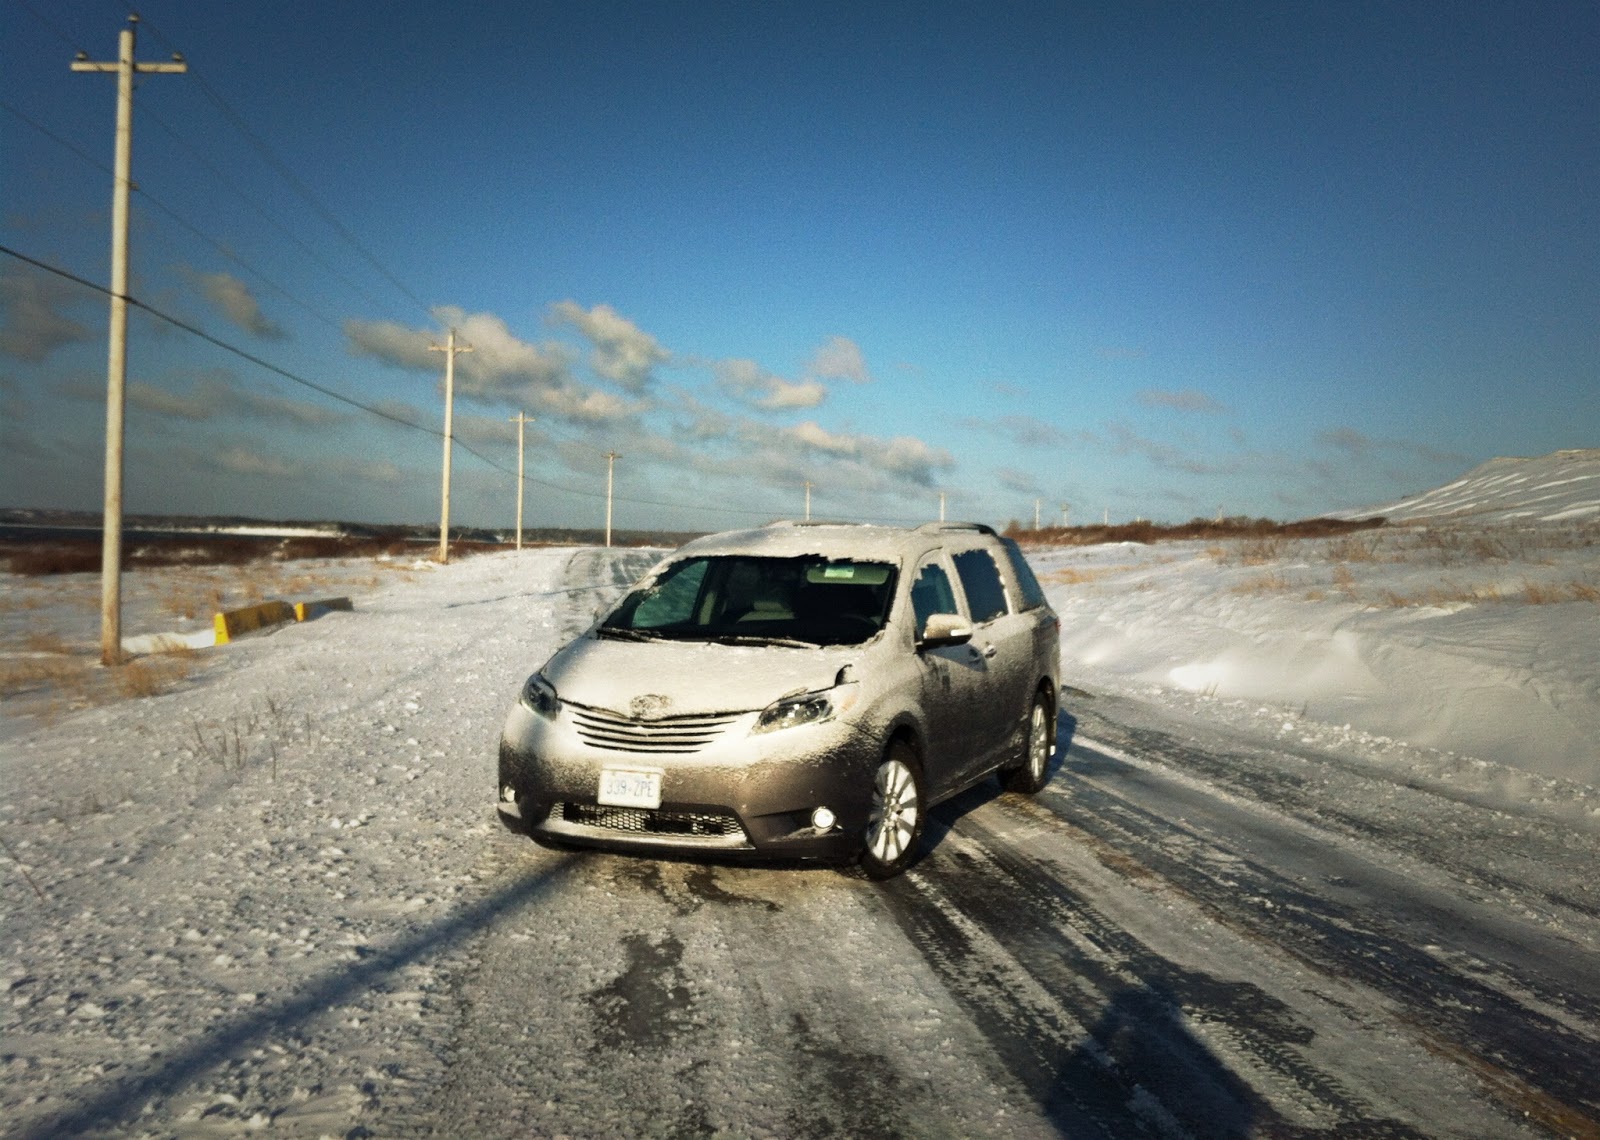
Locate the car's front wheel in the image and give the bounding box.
[1001,690,1052,794]
[860,742,925,880]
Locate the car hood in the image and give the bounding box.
[543,633,862,718]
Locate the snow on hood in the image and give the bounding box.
[542,633,859,717]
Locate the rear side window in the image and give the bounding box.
[952,549,1009,623]
[910,561,959,634]
[1000,538,1048,611]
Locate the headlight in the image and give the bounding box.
[753,683,859,735]
[519,673,559,719]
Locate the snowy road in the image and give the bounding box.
[4,547,1598,1138]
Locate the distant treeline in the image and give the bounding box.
[1004,515,1387,546]
[0,527,704,576]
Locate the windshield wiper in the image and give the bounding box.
[706,633,821,649]
[596,626,670,642]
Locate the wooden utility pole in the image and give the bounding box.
[509,412,532,550]
[938,491,946,522]
[72,15,186,665]
[428,329,472,562]
[803,480,812,522]
[603,451,621,547]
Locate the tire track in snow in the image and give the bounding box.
[1021,723,1600,1135]
[878,812,1437,1137]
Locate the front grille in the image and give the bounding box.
[559,802,744,839]
[569,705,738,753]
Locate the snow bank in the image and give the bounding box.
[1332,448,1599,525]
[1033,524,1599,787]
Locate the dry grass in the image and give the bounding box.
[0,654,88,700]
[1325,534,1380,562]
[111,654,193,699]
[1524,579,1600,605]
[0,532,502,577]
[1346,576,1599,608]
[1230,571,1293,595]
[1043,566,1123,585]
[1237,538,1285,566]
[1007,515,1386,548]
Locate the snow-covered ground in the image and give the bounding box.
[1025,450,1599,792]
[1331,448,1599,526]
[2,451,1596,1136]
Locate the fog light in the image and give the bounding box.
[500,784,518,804]
[811,806,836,831]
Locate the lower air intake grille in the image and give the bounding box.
[560,801,743,839]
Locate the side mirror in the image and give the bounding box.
[918,612,973,649]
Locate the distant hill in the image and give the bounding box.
[1334,449,1598,525]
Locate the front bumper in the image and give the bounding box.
[496,700,878,861]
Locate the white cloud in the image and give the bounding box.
[715,358,826,411]
[1137,388,1227,414]
[187,270,285,340]
[549,301,669,392]
[806,335,870,384]
[996,467,1043,495]
[344,317,435,370]
[0,271,92,361]
[124,374,349,426]
[345,307,640,426]
[211,445,296,478]
[431,307,574,398]
[778,420,954,485]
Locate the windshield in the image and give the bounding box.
[601,555,898,647]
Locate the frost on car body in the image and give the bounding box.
[497,521,1061,878]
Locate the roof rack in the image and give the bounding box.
[913,521,997,536]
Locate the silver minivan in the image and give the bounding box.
[497,521,1060,878]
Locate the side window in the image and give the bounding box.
[629,559,709,628]
[910,559,959,635]
[1000,538,1047,611]
[952,549,1009,624]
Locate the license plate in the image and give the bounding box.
[598,767,662,809]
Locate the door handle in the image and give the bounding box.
[972,642,997,660]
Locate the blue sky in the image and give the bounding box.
[3,1,1595,533]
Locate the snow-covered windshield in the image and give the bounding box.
[601,555,898,647]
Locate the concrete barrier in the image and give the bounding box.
[293,596,353,621]
[213,600,295,644]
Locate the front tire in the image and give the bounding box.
[1002,691,1052,795]
[860,742,925,880]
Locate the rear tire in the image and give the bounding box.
[1002,691,1052,795]
[860,742,925,880]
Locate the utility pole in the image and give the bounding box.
[509,412,533,550]
[803,480,812,522]
[72,15,185,666]
[603,451,621,547]
[1059,502,1070,528]
[428,329,473,562]
[1034,498,1042,530]
[938,491,946,522]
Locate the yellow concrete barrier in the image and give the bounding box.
[293,597,353,621]
[213,600,295,644]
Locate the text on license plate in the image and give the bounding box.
[598,767,662,809]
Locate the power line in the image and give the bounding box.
[1,99,116,178]
[138,107,399,322]
[0,246,934,527]
[131,11,437,320]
